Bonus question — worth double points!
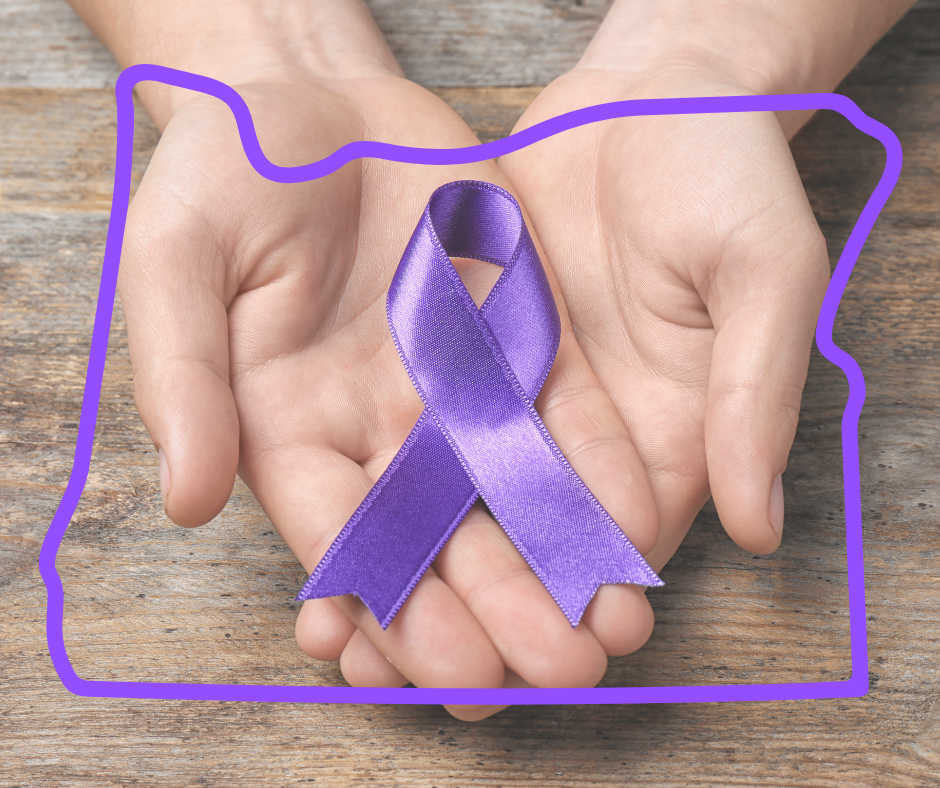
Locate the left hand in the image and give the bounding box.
[499,61,831,589]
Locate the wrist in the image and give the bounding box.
[572,0,916,137]
[578,0,917,96]
[577,0,790,96]
[68,0,402,129]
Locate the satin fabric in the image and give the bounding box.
[296,181,662,628]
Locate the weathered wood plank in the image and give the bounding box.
[0,86,537,217]
[2,0,939,90]
[2,3,940,786]
[2,84,939,216]
[2,80,940,785]
[0,0,119,89]
[0,0,609,89]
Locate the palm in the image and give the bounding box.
[121,71,664,713]
[501,68,830,569]
[123,75,463,520]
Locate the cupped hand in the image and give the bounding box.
[499,64,830,596]
[120,65,660,720]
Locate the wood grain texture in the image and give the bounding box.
[1,0,611,89]
[2,2,939,787]
[2,0,940,90]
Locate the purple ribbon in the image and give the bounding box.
[296,181,662,628]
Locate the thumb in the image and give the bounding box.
[704,216,830,554]
[120,201,239,527]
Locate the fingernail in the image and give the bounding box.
[769,473,784,541]
[158,447,170,512]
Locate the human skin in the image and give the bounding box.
[66,0,915,721]
[499,0,916,583]
[66,0,660,722]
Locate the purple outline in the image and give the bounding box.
[38,63,902,706]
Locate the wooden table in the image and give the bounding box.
[2,1,938,785]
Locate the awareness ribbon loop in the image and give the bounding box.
[296,181,662,628]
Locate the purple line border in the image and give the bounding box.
[38,63,902,706]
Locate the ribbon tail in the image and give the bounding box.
[506,526,663,628]
[295,413,478,629]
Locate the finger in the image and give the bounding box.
[642,464,711,573]
[703,192,830,554]
[295,598,356,662]
[581,584,655,657]
[331,566,505,689]
[435,503,609,689]
[242,442,505,690]
[339,628,409,688]
[444,668,531,722]
[120,194,238,527]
